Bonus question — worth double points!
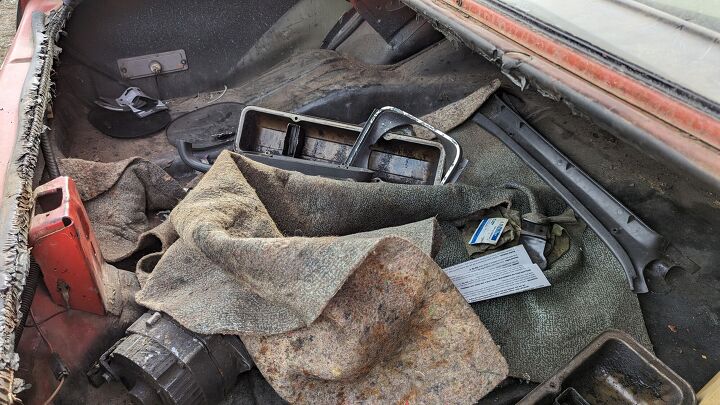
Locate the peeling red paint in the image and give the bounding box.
[438,0,720,144]
[0,0,61,196]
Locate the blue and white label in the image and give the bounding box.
[469,218,508,245]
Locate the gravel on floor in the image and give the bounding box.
[0,0,18,65]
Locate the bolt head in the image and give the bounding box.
[149,61,163,74]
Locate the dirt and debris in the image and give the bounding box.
[0,0,16,64]
[67,150,513,403]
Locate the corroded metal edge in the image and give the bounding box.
[403,0,720,191]
[0,5,70,403]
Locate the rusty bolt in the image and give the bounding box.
[149,61,163,74]
[146,312,162,327]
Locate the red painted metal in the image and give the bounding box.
[434,0,720,149]
[18,0,30,18]
[29,177,106,316]
[17,286,121,404]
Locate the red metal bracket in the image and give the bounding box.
[29,177,106,315]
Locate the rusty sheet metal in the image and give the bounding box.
[403,0,720,188]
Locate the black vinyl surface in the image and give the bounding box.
[88,107,171,139]
[60,0,298,99]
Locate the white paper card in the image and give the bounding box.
[443,245,551,303]
[469,217,508,245]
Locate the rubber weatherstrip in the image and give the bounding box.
[0,5,73,403]
[476,0,720,118]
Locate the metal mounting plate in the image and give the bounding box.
[117,50,188,79]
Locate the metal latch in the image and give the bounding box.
[117,50,188,79]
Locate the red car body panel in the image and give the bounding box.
[445,0,720,145]
[0,0,60,195]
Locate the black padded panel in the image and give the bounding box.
[60,0,298,99]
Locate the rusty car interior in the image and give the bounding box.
[1,0,718,404]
